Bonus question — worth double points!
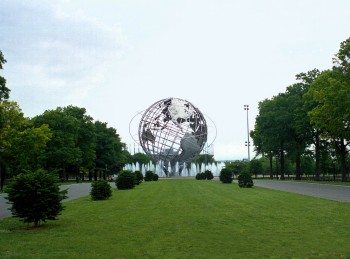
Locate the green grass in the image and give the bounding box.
[0,179,350,258]
[256,177,350,186]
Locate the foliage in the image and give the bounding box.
[192,154,215,164]
[143,170,159,181]
[134,170,143,185]
[131,152,151,165]
[95,121,127,176]
[195,172,206,180]
[205,170,214,180]
[225,161,248,177]
[249,159,262,178]
[144,170,154,181]
[115,170,135,190]
[63,106,96,171]
[0,102,52,189]
[33,108,82,180]
[5,169,67,227]
[219,167,233,183]
[153,173,159,181]
[90,180,112,200]
[238,171,254,188]
[306,68,350,181]
[0,50,10,100]
[196,170,214,180]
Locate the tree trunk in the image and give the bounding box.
[280,148,285,180]
[269,154,273,179]
[295,154,301,180]
[339,137,347,182]
[314,132,321,181]
[0,163,5,191]
[88,169,92,181]
[94,169,97,181]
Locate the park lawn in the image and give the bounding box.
[0,179,349,259]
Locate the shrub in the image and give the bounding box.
[134,170,144,185]
[204,170,214,180]
[238,171,254,188]
[144,170,154,182]
[195,172,206,180]
[90,180,112,200]
[115,170,136,190]
[153,173,159,181]
[219,167,233,183]
[5,169,67,227]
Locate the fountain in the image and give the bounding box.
[123,161,226,178]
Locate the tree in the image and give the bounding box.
[10,123,52,172]
[283,83,314,180]
[33,108,82,180]
[192,154,215,164]
[132,152,151,166]
[225,161,248,178]
[306,68,350,181]
[63,106,96,179]
[95,121,127,179]
[5,169,67,227]
[0,50,10,100]
[249,159,262,179]
[252,95,294,180]
[0,101,25,190]
[296,69,322,180]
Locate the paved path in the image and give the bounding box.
[0,183,92,219]
[253,180,350,203]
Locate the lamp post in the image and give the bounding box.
[244,105,250,161]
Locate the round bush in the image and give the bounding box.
[115,171,136,190]
[238,171,254,188]
[153,173,159,181]
[90,180,112,200]
[144,170,154,182]
[205,170,214,180]
[134,170,144,185]
[219,167,233,183]
[195,172,206,180]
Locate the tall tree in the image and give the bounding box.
[0,50,10,190]
[0,50,10,100]
[306,68,350,181]
[252,94,294,180]
[284,83,313,180]
[296,69,322,180]
[62,106,96,178]
[0,101,25,190]
[95,121,126,179]
[33,108,82,180]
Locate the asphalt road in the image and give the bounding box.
[253,180,350,203]
[0,183,92,220]
[1,180,349,220]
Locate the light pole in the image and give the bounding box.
[244,105,250,161]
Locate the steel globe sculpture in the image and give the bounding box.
[138,97,208,176]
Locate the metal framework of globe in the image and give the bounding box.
[138,97,207,172]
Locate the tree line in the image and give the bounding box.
[0,50,140,190]
[250,37,350,182]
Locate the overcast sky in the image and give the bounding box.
[1,0,350,160]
